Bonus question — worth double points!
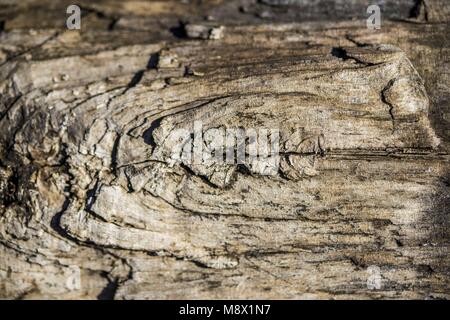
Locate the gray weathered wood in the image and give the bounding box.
[0,0,448,299]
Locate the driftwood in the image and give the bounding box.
[0,0,449,299]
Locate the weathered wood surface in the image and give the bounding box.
[0,0,449,299]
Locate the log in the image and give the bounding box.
[0,0,448,299]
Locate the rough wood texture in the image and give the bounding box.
[0,0,449,299]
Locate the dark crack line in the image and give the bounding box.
[0,31,60,68]
[48,144,134,299]
[331,47,377,67]
[381,79,397,133]
[0,94,22,123]
[345,35,370,48]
